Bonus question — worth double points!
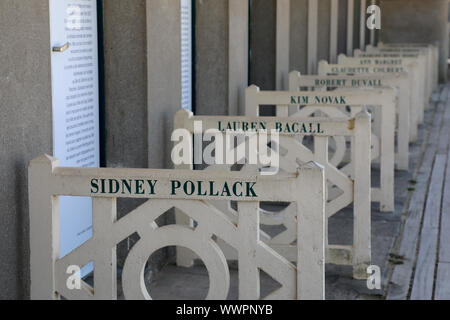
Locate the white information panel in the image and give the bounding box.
[49,0,100,269]
[181,0,193,110]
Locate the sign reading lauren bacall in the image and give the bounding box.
[49,0,100,265]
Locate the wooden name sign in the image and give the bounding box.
[318,60,424,127]
[174,109,372,279]
[338,54,428,118]
[245,85,395,213]
[28,154,326,300]
[289,71,411,170]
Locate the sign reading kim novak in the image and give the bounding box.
[50,0,100,273]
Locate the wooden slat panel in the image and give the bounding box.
[410,155,446,299]
[439,147,450,263]
[435,126,450,299]
[387,102,446,300]
[435,262,450,300]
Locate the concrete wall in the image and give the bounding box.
[0,0,52,299]
[103,0,148,170]
[196,0,229,115]
[317,0,331,62]
[337,0,348,55]
[103,0,186,274]
[250,0,277,90]
[195,0,248,116]
[379,0,449,82]
[290,0,308,74]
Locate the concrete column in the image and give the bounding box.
[317,0,331,64]
[104,0,182,274]
[146,0,182,168]
[276,0,290,89]
[250,0,277,90]
[290,0,308,74]
[308,0,319,74]
[229,0,249,114]
[103,0,148,170]
[330,0,339,63]
[379,0,449,82]
[338,0,348,55]
[353,0,361,52]
[347,0,354,54]
[0,0,53,299]
[196,0,249,115]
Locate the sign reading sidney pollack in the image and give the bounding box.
[89,178,258,198]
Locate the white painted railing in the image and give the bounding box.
[355,48,432,108]
[337,54,426,124]
[376,42,439,93]
[29,154,325,300]
[245,85,395,213]
[289,71,411,170]
[174,108,372,279]
[318,60,423,130]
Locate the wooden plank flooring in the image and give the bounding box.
[387,85,450,300]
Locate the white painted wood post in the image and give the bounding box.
[229,0,249,115]
[379,93,396,212]
[92,198,118,299]
[29,155,60,300]
[313,136,328,231]
[296,162,326,300]
[307,0,318,74]
[245,85,260,117]
[276,0,290,90]
[346,0,354,56]
[173,109,196,267]
[352,110,372,279]
[330,0,339,63]
[238,201,260,300]
[317,60,329,75]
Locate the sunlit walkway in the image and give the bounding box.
[387,85,450,300]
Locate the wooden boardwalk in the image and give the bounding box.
[387,85,450,300]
